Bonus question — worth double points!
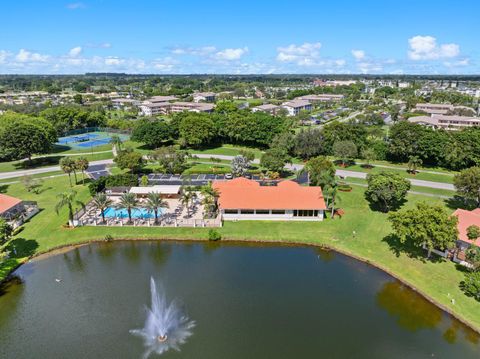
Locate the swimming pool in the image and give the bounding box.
[103,207,164,219]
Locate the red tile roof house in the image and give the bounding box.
[452,208,480,267]
[0,194,38,228]
[212,178,327,221]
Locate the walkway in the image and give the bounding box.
[0,154,455,191]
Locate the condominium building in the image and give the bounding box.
[281,99,312,116]
[297,94,344,102]
[193,92,216,103]
[139,101,215,116]
[251,104,281,115]
[415,103,455,115]
[408,114,480,130]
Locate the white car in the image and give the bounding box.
[225,173,233,179]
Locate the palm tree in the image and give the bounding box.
[75,157,89,184]
[118,193,138,224]
[92,193,113,223]
[59,157,75,187]
[55,190,84,227]
[110,135,123,156]
[144,192,169,224]
[180,189,197,217]
[201,184,219,218]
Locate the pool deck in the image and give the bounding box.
[75,194,221,227]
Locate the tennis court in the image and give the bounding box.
[56,131,130,149]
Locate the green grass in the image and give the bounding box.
[191,145,264,159]
[0,140,144,173]
[339,163,454,184]
[183,162,231,175]
[1,163,479,332]
[0,171,65,185]
[344,177,456,197]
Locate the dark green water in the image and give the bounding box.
[0,241,479,358]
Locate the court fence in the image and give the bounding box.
[62,127,132,137]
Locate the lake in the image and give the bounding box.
[0,241,478,358]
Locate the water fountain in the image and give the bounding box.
[130,278,195,358]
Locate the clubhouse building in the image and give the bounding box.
[213,178,326,221]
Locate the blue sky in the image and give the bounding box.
[0,0,478,74]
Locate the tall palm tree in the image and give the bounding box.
[201,184,219,218]
[75,157,89,184]
[59,157,75,187]
[55,190,84,227]
[144,192,169,224]
[92,193,113,223]
[118,192,138,224]
[110,135,123,155]
[180,190,196,217]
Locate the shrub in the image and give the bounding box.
[105,174,138,187]
[88,176,107,195]
[208,229,222,241]
[461,271,480,301]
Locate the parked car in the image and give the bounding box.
[225,173,233,179]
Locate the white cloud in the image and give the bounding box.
[0,50,11,64]
[104,57,123,66]
[66,2,85,10]
[15,49,49,63]
[214,47,248,61]
[351,49,365,60]
[85,42,112,49]
[276,42,322,66]
[171,46,216,56]
[444,58,470,67]
[335,59,346,67]
[68,46,82,57]
[408,35,460,60]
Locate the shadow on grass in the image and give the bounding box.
[13,156,64,170]
[333,159,356,168]
[382,233,444,263]
[5,238,39,258]
[365,196,407,213]
[0,184,9,193]
[444,196,477,211]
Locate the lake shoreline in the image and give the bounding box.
[2,235,479,335]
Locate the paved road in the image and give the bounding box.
[0,159,114,180]
[0,154,455,191]
[194,154,455,191]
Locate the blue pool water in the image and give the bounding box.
[103,207,163,219]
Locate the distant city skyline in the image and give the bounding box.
[1,0,478,74]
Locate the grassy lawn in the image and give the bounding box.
[344,177,456,197]
[0,140,144,173]
[183,162,231,175]
[191,145,264,159]
[0,152,114,173]
[1,172,479,332]
[338,163,454,184]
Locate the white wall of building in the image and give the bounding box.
[221,209,324,221]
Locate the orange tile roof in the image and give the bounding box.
[0,194,22,214]
[453,209,480,247]
[213,178,327,210]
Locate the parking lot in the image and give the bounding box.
[87,164,110,180]
[147,173,308,186]
[147,173,263,186]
